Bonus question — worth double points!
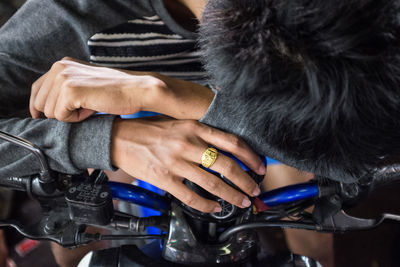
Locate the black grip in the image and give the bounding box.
[0,176,30,191]
[366,164,400,189]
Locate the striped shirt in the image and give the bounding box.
[88,15,208,85]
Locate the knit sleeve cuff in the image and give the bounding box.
[69,115,117,171]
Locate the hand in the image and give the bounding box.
[111,117,266,213]
[30,57,214,122]
[30,57,162,122]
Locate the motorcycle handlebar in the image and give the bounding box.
[0,176,31,191]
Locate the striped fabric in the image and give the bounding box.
[88,15,208,85]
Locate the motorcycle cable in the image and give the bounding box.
[81,233,166,242]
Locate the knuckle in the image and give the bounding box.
[165,156,179,167]
[173,138,189,153]
[205,178,219,191]
[184,120,199,132]
[51,61,65,70]
[223,159,237,176]
[228,135,242,150]
[62,79,76,90]
[57,71,69,80]
[61,56,73,61]
[34,98,43,111]
[183,194,196,207]
[162,175,174,185]
[44,109,53,119]
[54,108,65,121]
[233,195,244,206]
[62,81,79,99]
[203,125,213,136]
[155,166,172,177]
[55,73,69,87]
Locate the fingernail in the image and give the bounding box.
[242,198,251,207]
[258,164,266,175]
[252,186,261,196]
[213,206,222,213]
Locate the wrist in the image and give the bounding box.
[110,118,125,168]
[133,73,170,113]
[142,73,214,120]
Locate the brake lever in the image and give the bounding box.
[0,169,117,248]
[0,200,89,248]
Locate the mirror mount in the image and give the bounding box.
[0,130,55,193]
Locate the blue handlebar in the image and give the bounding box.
[259,182,319,207]
[108,182,169,213]
[109,181,319,211]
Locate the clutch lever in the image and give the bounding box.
[317,209,400,232]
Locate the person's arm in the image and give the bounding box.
[0,0,154,177]
[28,57,215,122]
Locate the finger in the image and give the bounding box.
[176,162,252,208]
[197,124,265,175]
[54,85,85,122]
[206,152,260,197]
[165,180,221,213]
[181,141,260,197]
[43,76,62,118]
[78,108,96,121]
[46,78,94,121]
[54,106,94,122]
[33,72,55,114]
[54,96,79,122]
[54,101,81,122]
[30,72,48,118]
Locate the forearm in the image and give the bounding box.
[141,72,215,120]
[0,116,116,178]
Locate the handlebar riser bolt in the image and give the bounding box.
[45,220,58,234]
[100,192,109,198]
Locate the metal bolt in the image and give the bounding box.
[44,220,58,234]
[68,187,76,194]
[100,191,109,198]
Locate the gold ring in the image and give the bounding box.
[201,147,218,168]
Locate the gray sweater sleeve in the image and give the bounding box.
[200,92,358,182]
[0,0,154,177]
[200,92,268,155]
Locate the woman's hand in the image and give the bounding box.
[110,117,265,213]
[30,57,214,122]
